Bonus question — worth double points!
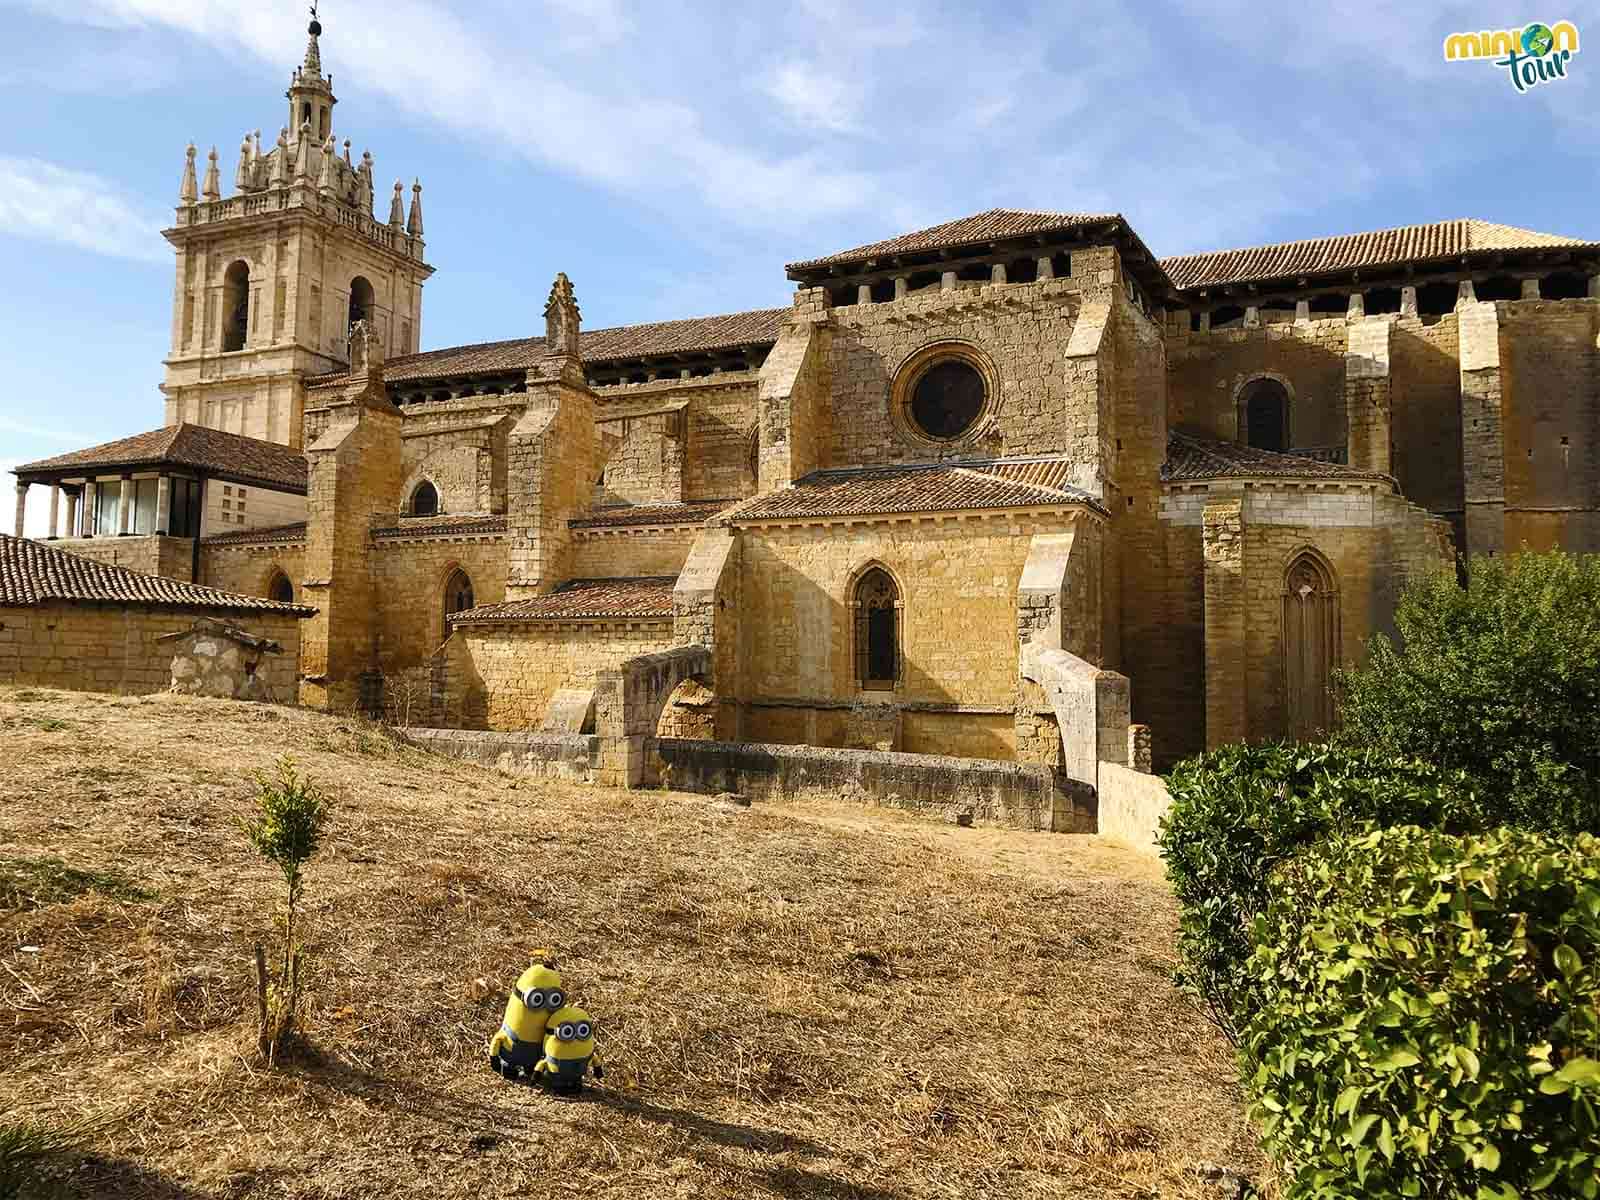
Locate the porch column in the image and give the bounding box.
[155,474,171,536]
[117,474,133,535]
[940,270,956,292]
[48,485,60,538]
[990,262,1007,284]
[81,481,95,537]
[63,487,79,538]
[1036,255,1054,281]
[12,481,27,538]
[893,276,908,300]
[1520,278,1541,300]
[1400,286,1418,318]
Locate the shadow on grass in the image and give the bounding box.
[286,1044,902,1198]
[51,1153,223,1199]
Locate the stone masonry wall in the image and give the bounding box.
[372,536,508,672]
[569,527,699,579]
[457,620,673,731]
[1499,299,1600,552]
[203,541,307,600]
[1390,315,1464,530]
[0,603,302,698]
[49,535,197,583]
[1166,316,1349,449]
[734,511,1094,760]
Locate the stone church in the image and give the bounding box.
[11,14,1600,806]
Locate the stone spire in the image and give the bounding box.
[301,4,324,80]
[406,179,424,238]
[269,128,289,187]
[179,143,198,205]
[359,150,374,213]
[293,121,314,181]
[342,138,353,168]
[388,180,405,227]
[250,130,264,188]
[317,135,337,196]
[543,273,581,358]
[233,134,253,194]
[201,146,221,201]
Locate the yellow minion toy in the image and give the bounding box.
[533,1005,604,1093]
[487,956,566,1079]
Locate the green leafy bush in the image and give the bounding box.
[239,756,332,1059]
[1337,552,1600,833]
[1159,743,1479,1042]
[1244,825,1600,1199]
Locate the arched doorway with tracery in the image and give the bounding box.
[1283,549,1339,740]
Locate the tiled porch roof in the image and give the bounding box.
[0,534,314,615]
[13,424,308,493]
[721,456,1103,523]
[449,576,677,624]
[1161,432,1394,485]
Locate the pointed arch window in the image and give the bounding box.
[410,480,439,517]
[223,260,250,352]
[443,568,475,641]
[1283,551,1338,740]
[852,566,901,691]
[267,569,295,605]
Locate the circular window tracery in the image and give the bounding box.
[910,360,986,440]
[890,343,997,448]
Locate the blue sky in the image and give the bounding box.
[2,1,1596,532]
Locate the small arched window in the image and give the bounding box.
[223,260,250,352]
[1283,551,1339,740]
[348,276,375,333]
[410,481,439,517]
[267,570,294,605]
[852,566,901,690]
[1241,377,1290,452]
[443,568,475,640]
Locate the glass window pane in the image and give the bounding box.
[134,479,158,534]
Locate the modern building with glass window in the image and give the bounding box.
[11,11,1600,792]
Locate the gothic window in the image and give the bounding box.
[268,570,294,604]
[1283,551,1338,740]
[1241,377,1290,452]
[852,566,901,690]
[910,359,986,440]
[222,261,250,352]
[410,480,439,517]
[443,568,475,640]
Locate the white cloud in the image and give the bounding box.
[0,157,168,263]
[762,60,864,133]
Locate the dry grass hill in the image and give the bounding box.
[0,686,1260,1198]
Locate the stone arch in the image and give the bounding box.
[657,676,716,739]
[594,645,712,788]
[1282,547,1339,741]
[265,566,295,605]
[847,560,904,691]
[1235,373,1294,452]
[222,260,251,352]
[409,478,440,517]
[348,275,376,333]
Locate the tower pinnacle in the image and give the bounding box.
[303,2,324,79]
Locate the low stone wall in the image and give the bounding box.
[1096,762,1173,857]
[0,603,302,698]
[400,727,601,783]
[656,738,1090,832]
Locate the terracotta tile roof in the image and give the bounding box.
[570,500,735,529]
[786,208,1121,271]
[310,308,788,387]
[202,521,309,546]
[722,457,1102,523]
[1161,432,1394,485]
[12,424,308,492]
[372,514,508,540]
[1161,218,1600,292]
[0,534,314,615]
[450,576,676,624]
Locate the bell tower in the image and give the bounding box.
[159,5,434,449]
